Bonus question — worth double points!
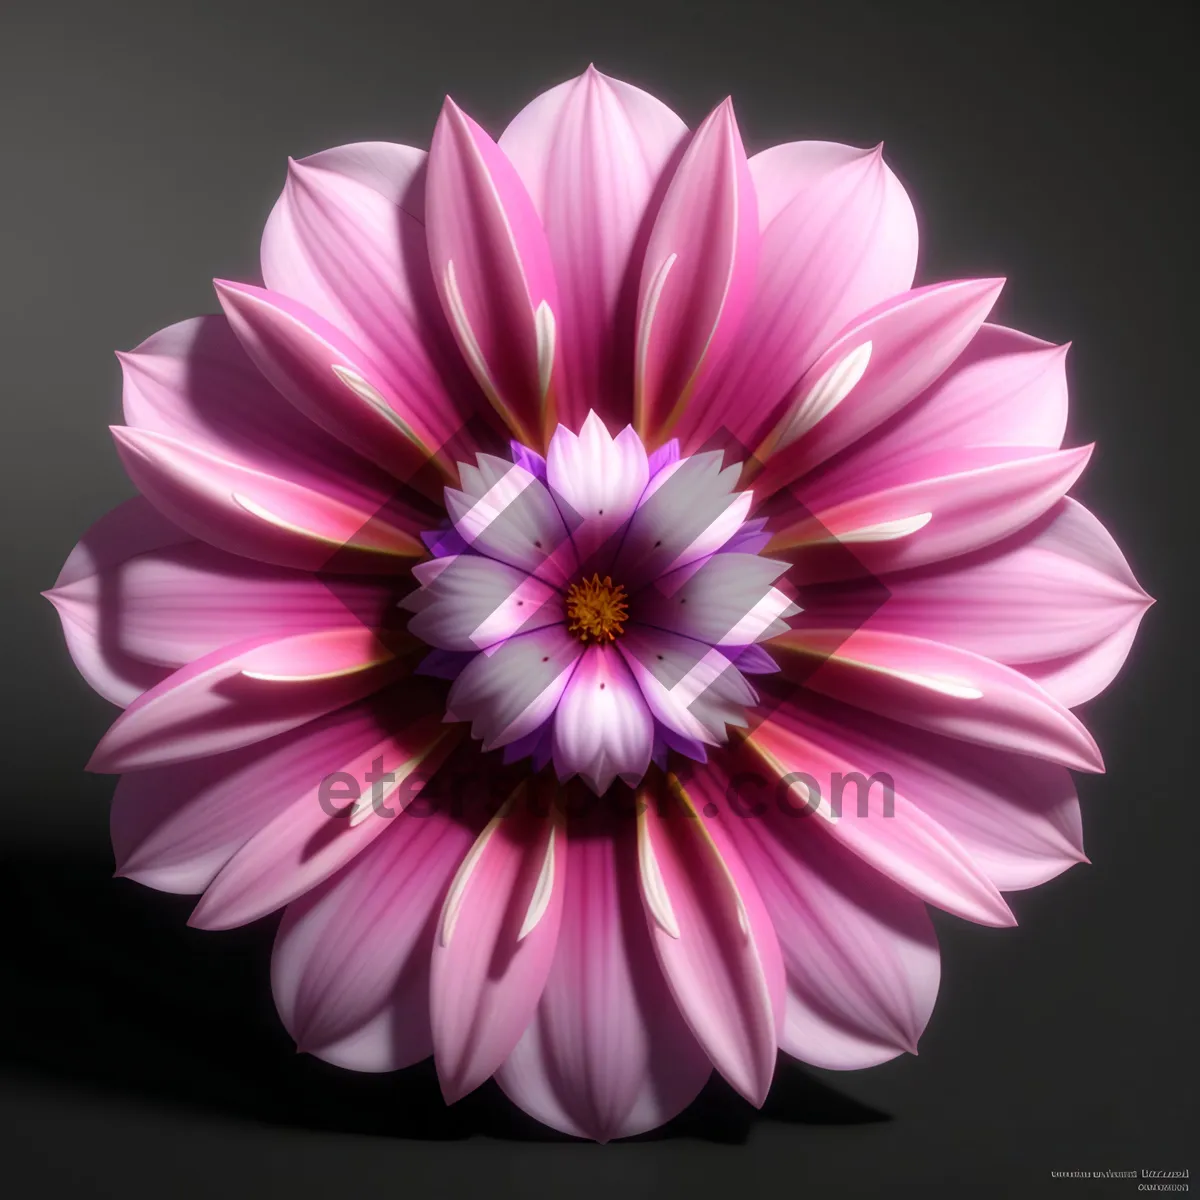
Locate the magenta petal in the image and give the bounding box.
[188,710,459,930]
[713,751,940,1067]
[87,628,408,772]
[757,278,1006,487]
[771,627,1103,772]
[681,140,917,451]
[634,99,759,446]
[744,715,1016,926]
[496,826,710,1141]
[551,645,654,793]
[272,807,475,1070]
[215,279,450,481]
[430,796,565,1101]
[426,99,561,448]
[500,68,688,431]
[636,774,782,1105]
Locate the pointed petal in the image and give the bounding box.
[552,646,654,793]
[635,772,782,1104]
[260,145,485,451]
[680,141,917,451]
[770,625,1103,771]
[431,789,565,1101]
[499,68,688,430]
[634,100,759,445]
[712,750,940,1067]
[188,705,460,929]
[741,715,1016,926]
[87,627,412,772]
[426,99,561,447]
[496,823,710,1141]
[272,806,475,1070]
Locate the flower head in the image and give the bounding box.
[48,66,1151,1141]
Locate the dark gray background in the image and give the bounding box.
[1,1,1194,1196]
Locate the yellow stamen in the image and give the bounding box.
[565,574,629,643]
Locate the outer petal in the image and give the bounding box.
[500,67,688,430]
[545,412,650,564]
[260,145,485,452]
[711,750,940,1067]
[635,772,783,1104]
[272,805,476,1070]
[188,703,460,929]
[634,100,759,446]
[426,99,561,447]
[496,824,710,1141]
[46,498,191,705]
[87,627,412,772]
[769,627,1103,771]
[215,280,454,485]
[764,691,1086,891]
[431,789,565,1101]
[680,141,917,451]
[447,623,583,751]
[740,715,1016,926]
[753,278,1005,491]
[552,645,654,792]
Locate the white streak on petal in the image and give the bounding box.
[534,300,556,400]
[637,812,680,939]
[438,802,511,945]
[837,512,934,543]
[443,259,500,400]
[330,365,421,442]
[780,340,873,446]
[518,821,559,941]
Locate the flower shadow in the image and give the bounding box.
[0,847,889,1143]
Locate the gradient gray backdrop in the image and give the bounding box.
[1,1,1194,1197]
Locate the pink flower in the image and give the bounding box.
[47,67,1151,1141]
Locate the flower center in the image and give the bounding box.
[565,574,629,643]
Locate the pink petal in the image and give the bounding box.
[711,750,940,1067]
[545,412,650,564]
[447,623,583,750]
[111,698,404,894]
[215,280,453,484]
[754,278,1005,491]
[634,100,759,446]
[46,498,191,705]
[741,715,1016,926]
[47,539,391,675]
[430,790,565,1101]
[827,499,1152,697]
[496,823,710,1141]
[768,692,1085,891]
[260,144,484,452]
[680,141,917,452]
[773,445,1093,583]
[552,646,654,793]
[87,628,411,772]
[188,706,461,929]
[635,772,782,1104]
[769,626,1103,772]
[426,99,561,448]
[499,67,688,431]
[404,554,563,651]
[272,806,476,1070]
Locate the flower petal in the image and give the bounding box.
[496,822,710,1141]
[499,67,688,431]
[272,805,476,1070]
[634,100,759,446]
[680,141,917,451]
[87,627,413,772]
[768,626,1103,771]
[431,788,565,1101]
[426,99,561,447]
[188,702,460,929]
[552,645,654,793]
[635,772,782,1104]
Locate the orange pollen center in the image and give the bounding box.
[565,574,629,643]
